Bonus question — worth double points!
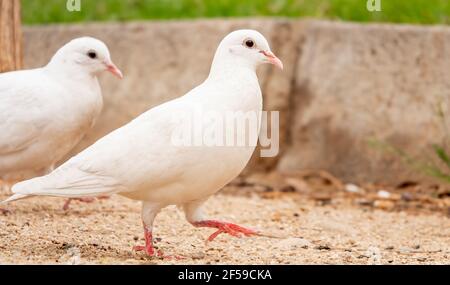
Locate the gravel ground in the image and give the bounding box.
[0,187,449,265]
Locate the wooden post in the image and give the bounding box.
[0,0,22,73]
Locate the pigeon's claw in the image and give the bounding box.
[62,196,110,211]
[133,228,183,260]
[192,220,260,242]
[63,197,96,211]
[133,246,182,260]
[133,245,156,256]
[0,208,12,215]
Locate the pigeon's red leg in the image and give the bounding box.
[0,208,11,215]
[192,220,260,242]
[133,226,156,256]
[133,225,184,260]
[133,202,184,260]
[63,195,111,210]
[62,197,96,211]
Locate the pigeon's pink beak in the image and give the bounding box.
[106,62,123,79]
[260,50,283,70]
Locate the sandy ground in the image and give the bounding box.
[0,179,449,264]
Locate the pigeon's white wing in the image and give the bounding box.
[0,70,55,155]
[12,97,190,198]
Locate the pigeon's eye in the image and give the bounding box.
[87,51,97,59]
[244,39,255,48]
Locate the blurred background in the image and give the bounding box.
[1,0,450,265]
[22,0,450,25]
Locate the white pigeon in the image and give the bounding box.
[0,37,122,194]
[4,30,283,257]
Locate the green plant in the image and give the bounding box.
[368,139,450,183]
[368,101,450,183]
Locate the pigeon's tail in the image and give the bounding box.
[1,176,47,204]
[10,175,51,198]
[1,178,41,205]
[1,193,30,205]
[7,165,122,200]
[8,169,117,199]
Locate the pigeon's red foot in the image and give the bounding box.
[133,227,183,260]
[133,228,156,256]
[0,208,12,215]
[192,220,259,242]
[63,197,95,211]
[62,196,110,211]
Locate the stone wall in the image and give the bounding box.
[22,19,450,184]
[278,21,450,184]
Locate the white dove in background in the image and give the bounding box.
[0,37,122,210]
[4,30,283,257]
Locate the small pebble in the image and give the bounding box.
[374,200,395,210]
[314,245,331,251]
[377,190,391,199]
[191,252,206,260]
[345,184,361,193]
[401,192,414,201]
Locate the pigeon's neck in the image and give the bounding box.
[207,50,257,82]
[45,58,97,82]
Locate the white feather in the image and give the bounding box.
[0,37,118,182]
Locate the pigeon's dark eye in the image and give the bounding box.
[244,39,255,48]
[87,51,97,59]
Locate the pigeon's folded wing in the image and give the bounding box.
[0,72,52,155]
[12,161,127,198]
[12,105,186,198]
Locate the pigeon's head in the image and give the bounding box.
[215,29,283,70]
[50,37,123,79]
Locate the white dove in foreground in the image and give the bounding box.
[4,30,283,257]
[0,37,122,210]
